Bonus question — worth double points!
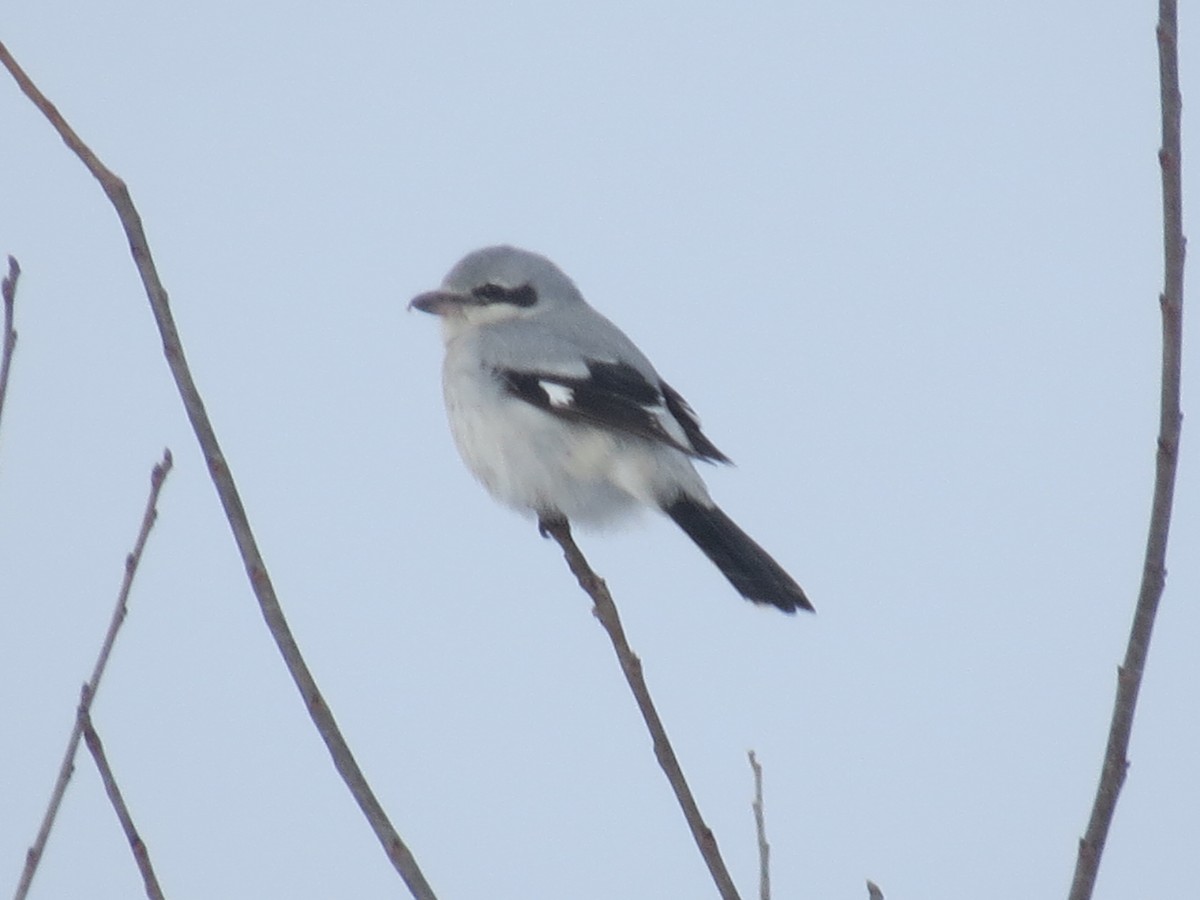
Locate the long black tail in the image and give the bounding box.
[665,497,813,613]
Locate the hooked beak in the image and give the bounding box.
[409,289,473,316]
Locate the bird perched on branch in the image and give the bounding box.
[410,245,811,613]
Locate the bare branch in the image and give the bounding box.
[747,751,770,900]
[538,516,742,900]
[0,254,21,443]
[79,693,167,900]
[1068,4,1186,898]
[14,449,172,900]
[866,880,885,900]
[0,41,437,900]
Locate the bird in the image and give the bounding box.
[410,245,811,613]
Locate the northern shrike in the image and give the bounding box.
[411,246,811,613]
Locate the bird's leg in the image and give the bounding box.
[537,513,570,540]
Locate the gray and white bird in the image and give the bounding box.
[410,245,811,613]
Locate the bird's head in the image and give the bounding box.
[409,245,584,333]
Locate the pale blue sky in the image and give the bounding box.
[1,3,1196,898]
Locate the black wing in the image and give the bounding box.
[495,359,728,462]
[661,381,730,463]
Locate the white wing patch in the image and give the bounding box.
[540,381,576,408]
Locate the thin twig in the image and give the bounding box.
[0,255,21,443]
[14,449,172,900]
[79,692,166,900]
[866,880,885,900]
[539,517,742,900]
[747,751,770,900]
[0,41,438,900]
[1067,4,1185,898]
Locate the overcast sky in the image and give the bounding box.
[1,3,1197,899]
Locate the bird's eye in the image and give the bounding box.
[472,282,539,307]
[472,283,507,302]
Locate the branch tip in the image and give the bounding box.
[12,453,172,900]
[1068,3,1185,896]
